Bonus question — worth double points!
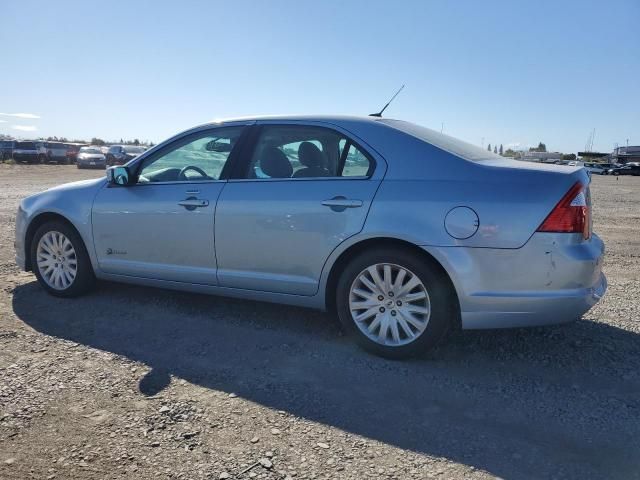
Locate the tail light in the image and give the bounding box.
[537,181,591,239]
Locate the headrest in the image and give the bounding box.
[260,147,292,178]
[298,142,325,168]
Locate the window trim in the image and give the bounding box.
[126,125,250,187]
[228,123,378,182]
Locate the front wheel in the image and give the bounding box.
[30,221,96,297]
[336,248,456,359]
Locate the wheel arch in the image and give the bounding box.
[324,237,461,327]
[24,212,82,271]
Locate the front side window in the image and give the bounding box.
[137,127,244,183]
[244,125,373,179]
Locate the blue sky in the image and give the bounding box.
[1,0,638,153]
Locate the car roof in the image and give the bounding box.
[206,114,382,125]
[195,115,505,163]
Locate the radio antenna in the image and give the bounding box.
[369,84,405,117]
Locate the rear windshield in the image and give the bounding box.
[123,146,145,154]
[80,147,102,154]
[379,119,504,162]
[15,141,36,149]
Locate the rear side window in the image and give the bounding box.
[244,125,373,179]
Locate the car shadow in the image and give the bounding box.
[12,280,640,480]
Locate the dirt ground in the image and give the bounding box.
[0,164,638,480]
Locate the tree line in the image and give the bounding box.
[486,141,575,160]
[42,136,154,147]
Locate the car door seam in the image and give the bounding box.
[213,181,229,286]
[313,175,386,297]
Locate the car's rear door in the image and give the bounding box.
[92,123,250,285]
[214,121,386,295]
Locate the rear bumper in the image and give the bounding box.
[424,232,607,329]
[460,272,606,329]
[78,159,106,168]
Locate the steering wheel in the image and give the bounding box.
[179,165,209,180]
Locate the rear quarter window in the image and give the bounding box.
[379,119,503,162]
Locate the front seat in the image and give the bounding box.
[260,146,293,178]
[293,142,330,178]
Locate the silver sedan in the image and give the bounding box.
[14,116,606,358]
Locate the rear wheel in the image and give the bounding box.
[30,221,95,297]
[336,248,455,359]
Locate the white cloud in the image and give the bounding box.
[0,119,7,123]
[12,125,37,132]
[0,112,41,119]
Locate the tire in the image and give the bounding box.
[30,220,96,297]
[336,248,455,359]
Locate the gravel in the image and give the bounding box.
[0,164,639,479]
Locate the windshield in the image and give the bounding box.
[123,146,145,154]
[380,119,504,162]
[80,147,102,154]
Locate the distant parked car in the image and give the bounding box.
[609,164,640,176]
[100,146,109,155]
[64,144,82,164]
[44,142,70,164]
[76,146,106,169]
[567,161,584,167]
[584,163,607,175]
[0,140,15,160]
[105,145,147,166]
[12,141,47,164]
[600,163,618,175]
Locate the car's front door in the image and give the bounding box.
[215,123,385,295]
[92,125,247,285]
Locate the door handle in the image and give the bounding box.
[178,198,209,210]
[321,196,363,211]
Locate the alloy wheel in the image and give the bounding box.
[36,231,78,290]
[349,263,431,346]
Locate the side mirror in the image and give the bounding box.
[106,166,132,186]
